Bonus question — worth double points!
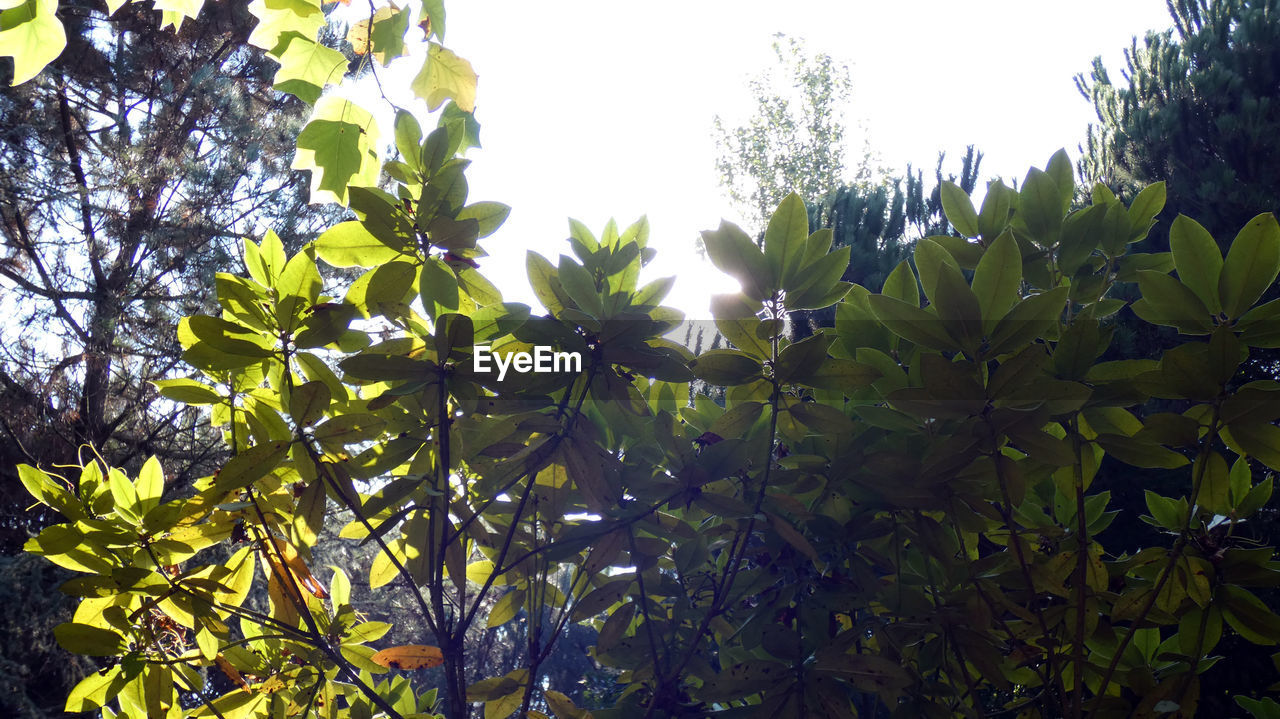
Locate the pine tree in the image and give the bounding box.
[0,0,336,504]
[1077,7,1280,711]
[1077,0,1280,245]
[817,146,982,292]
[0,1,336,713]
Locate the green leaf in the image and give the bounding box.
[457,266,502,306]
[1133,270,1212,333]
[271,33,346,104]
[773,333,833,385]
[107,468,139,520]
[315,221,407,268]
[214,441,290,493]
[135,456,164,513]
[977,180,1013,240]
[1144,490,1186,532]
[1096,434,1189,470]
[185,316,274,358]
[456,202,510,238]
[1236,696,1280,719]
[764,193,809,290]
[289,380,331,427]
[971,230,1022,331]
[814,650,912,693]
[786,246,851,310]
[0,0,65,85]
[17,464,78,517]
[701,220,770,301]
[393,109,423,170]
[277,250,322,306]
[346,3,408,66]
[1225,422,1280,472]
[1199,451,1232,516]
[931,263,983,352]
[313,414,387,448]
[65,665,124,712]
[688,350,763,386]
[526,252,569,316]
[1058,204,1105,274]
[1017,168,1063,246]
[421,0,444,39]
[412,42,477,112]
[153,378,222,405]
[1045,149,1075,212]
[1128,181,1166,241]
[710,401,765,438]
[711,293,771,358]
[1153,343,1220,400]
[1091,182,1117,205]
[1220,213,1280,319]
[1221,584,1280,645]
[928,235,986,269]
[799,359,882,392]
[247,0,325,54]
[940,181,979,237]
[913,237,960,305]
[295,302,357,348]
[1240,475,1273,518]
[54,623,125,656]
[866,295,956,352]
[881,259,920,306]
[420,256,461,316]
[487,588,525,628]
[558,257,600,316]
[292,97,381,206]
[987,287,1069,356]
[633,276,675,307]
[439,101,482,153]
[1169,215,1223,315]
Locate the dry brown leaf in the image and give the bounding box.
[262,536,329,599]
[215,655,248,691]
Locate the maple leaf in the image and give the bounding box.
[411,42,476,112]
[272,33,346,105]
[247,0,324,52]
[346,3,408,66]
[292,96,381,205]
[0,0,66,85]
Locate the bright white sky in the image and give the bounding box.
[344,0,1173,317]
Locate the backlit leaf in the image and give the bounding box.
[370,644,445,670]
[292,97,381,205]
[272,34,347,105]
[412,42,477,112]
[0,0,66,86]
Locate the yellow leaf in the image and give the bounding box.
[545,690,593,718]
[485,691,522,719]
[262,536,329,599]
[370,644,444,670]
[0,0,66,86]
[412,42,477,112]
[487,588,525,628]
[765,511,821,567]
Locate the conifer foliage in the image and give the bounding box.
[1078,0,1280,243]
[9,3,1280,719]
